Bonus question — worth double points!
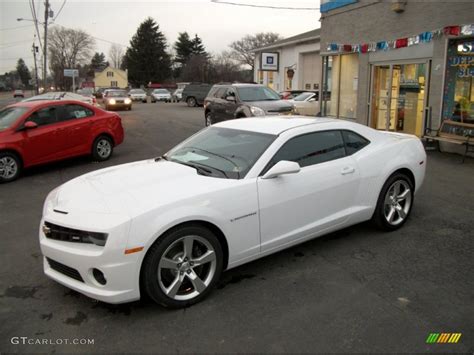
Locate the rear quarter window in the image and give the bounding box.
[342,130,370,155]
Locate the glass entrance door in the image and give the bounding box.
[370,62,428,136]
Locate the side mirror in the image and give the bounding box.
[261,160,300,179]
[226,95,236,102]
[23,121,38,129]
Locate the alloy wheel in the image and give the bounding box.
[383,180,412,226]
[157,235,217,301]
[97,139,112,158]
[0,156,18,179]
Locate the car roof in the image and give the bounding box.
[8,99,94,109]
[214,117,339,135]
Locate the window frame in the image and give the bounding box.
[259,129,348,176]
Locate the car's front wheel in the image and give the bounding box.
[92,135,113,161]
[373,172,414,230]
[0,152,21,183]
[142,224,223,308]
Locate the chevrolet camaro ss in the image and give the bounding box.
[40,117,426,308]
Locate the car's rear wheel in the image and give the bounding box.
[92,135,113,161]
[0,152,21,183]
[205,112,212,126]
[187,97,197,107]
[142,224,223,308]
[373,173,414,230]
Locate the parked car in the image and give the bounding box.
[103,90,132,111]
[0,100,124,183]
[279,90,319,100]
[151,89,172,103]
[290,92,320,116]
[23,92,97,106]
[128,89,148,103]
[39,117,426,307]
[13,89,25,98]
[203,83,295,126]
[182,83,212,107]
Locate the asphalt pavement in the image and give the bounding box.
[0,102,473,354]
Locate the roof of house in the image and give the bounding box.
[253,28,321,52]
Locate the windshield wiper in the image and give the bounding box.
[177,161,227,178]
[185,147,240,179]
[154,155,168,162]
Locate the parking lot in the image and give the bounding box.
[0,102,473,353]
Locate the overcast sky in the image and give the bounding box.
[0,0,321,73]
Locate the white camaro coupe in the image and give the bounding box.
[40,117,426,308]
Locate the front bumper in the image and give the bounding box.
[152,96,171,101]
[40,216,141,304]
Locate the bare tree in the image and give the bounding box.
[229,32,282,74]
[109,44,124,69]
[48,26,95,90]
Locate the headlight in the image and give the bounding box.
[109,99,116,105]
[250,106,265,117]
[124,98,131,104]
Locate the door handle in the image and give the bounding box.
[341,166,355,175]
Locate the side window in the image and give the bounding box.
[342,130,370,155]
[214,88,227,98]
[225,88,236,98]
[268,130,346,170]
[59,104,94,121]
[27,106,58,126]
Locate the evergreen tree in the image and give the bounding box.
[190,34,207,57]
[124,17,172,86]
[16,58,31,87]
[90,52,107,71]
[174,32,193,66]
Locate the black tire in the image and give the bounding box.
[205,112,212,127]
[142,224,224,308]
[372,172,414,231]
[0,151,22,183]
[187,97,197,107]
[91,135,114,162]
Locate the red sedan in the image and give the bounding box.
[0,100,124,183]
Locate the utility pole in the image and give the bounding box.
[43,0,49,92]
[32,43,40,94]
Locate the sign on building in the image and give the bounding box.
[261,52,279,71]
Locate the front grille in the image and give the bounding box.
[43,222,108,246]
[116,100,124,103]
[47,258,84,282]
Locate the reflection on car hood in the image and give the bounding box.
[247,100,294,112]
[53,159,235,217]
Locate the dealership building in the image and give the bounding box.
[253,29,321,93]
[318,0,473,144]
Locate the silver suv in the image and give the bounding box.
[203,84,295,126]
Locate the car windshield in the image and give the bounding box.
[0,107,27,131]
[154,89,169,93]
[165,127,276,179]
[293,93,315,101]
[130,89,145,94]
[108,91,127,97]
[236,86,280,102]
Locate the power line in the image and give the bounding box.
[30,0,43,51]
[53,0,67,21]
[0,39,34,47]
[210,0,319,10]
[0,24,34,31]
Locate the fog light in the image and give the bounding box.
[92,268,107,285]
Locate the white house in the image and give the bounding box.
[253,29,321,92]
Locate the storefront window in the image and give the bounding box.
[442,38,474,124]
[323,54,358,118]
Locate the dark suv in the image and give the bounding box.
[203,84,295,126]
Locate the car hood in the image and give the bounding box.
[51,159,235,217]
[248,100,294,113]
